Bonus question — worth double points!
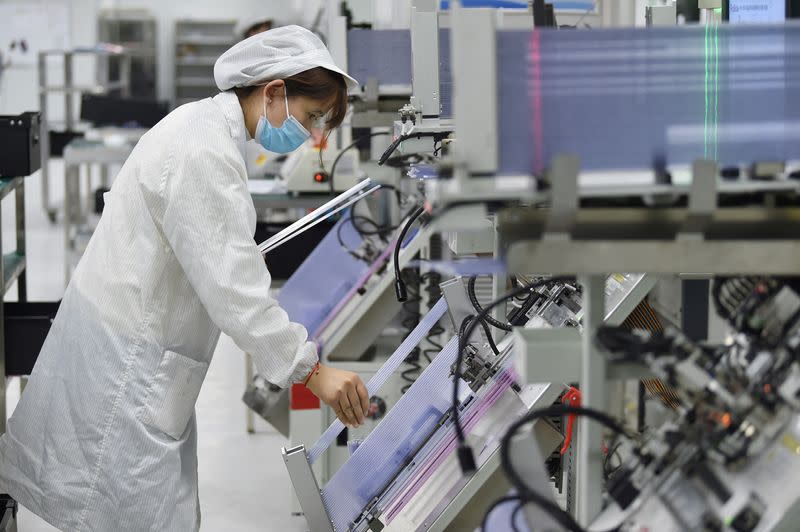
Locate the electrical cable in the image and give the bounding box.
[394,205,426,302]
[479,494,522,532]
[499,405,633,532]
[336,215,370,263]
[400,268,424,394]
[329,131,391,194]
[468,276,513,332]
[453,276,575,472]
[378,131,450,166]
[510,503,525,532]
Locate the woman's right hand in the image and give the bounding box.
[305,363,370,427]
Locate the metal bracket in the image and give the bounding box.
[282,445,334,532]
[679,159,718,239]
[441,277,477,332]
[451,6,498,175]
[544,154,581,239]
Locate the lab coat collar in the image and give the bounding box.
[212,91,249,143]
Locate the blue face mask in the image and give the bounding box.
[254,87,311,154]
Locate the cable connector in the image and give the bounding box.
[457,444,477,474]
[395,278,408,302]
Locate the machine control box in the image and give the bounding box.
[0,112,41,178]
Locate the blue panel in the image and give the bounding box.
[277,215,368,337]
[347,30,412,86]
[496,24,800,173]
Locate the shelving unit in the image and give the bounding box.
[174,19,236,107]
[0,177,27,435]
[98,9,158,100]
[38,49,132,222]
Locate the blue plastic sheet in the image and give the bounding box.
[277,215,368,337]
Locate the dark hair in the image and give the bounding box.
[243,20,273,39]
[233,67,348,131]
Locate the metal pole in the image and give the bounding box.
[64,161,78,286]
[38,52,53,221]
[576,274,607,525]
[0,196,5,435]
[15,183,26,303]
[245,354,255,433]
[65,52,74,132]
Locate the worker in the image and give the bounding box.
[0,25,368,531]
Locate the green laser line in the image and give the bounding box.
[704,21,709,159]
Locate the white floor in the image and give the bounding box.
[4,165,308,532]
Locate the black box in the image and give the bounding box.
[0,112,41,178]
[0,494,17,531]
[81,94,168,128]
[4,301,60,376]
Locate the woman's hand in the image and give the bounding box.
[306,364,370,427]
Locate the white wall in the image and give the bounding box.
[0,0,97,117]
[0,0,299,114]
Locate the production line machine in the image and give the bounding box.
[283,272,662,532]
[279,5,800,532]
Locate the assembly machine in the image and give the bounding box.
[282,4,800,532]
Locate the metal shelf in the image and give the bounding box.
[176,36,234,45]
[0,178,23,201]
[176,77,217,87]
[40,81,128,94]
[3,253,25,296]
[176,57,218,66]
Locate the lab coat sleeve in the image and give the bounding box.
[158,131,317,388]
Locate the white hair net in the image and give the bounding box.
[214,25,359,92]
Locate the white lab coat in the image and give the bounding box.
[0,92,317,531]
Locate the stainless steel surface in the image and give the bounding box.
[451,6,497,176]
[545,154,580,237]
[251,193,335,211]
[410,0,440,117]
[576,275,607,526]
[506,240,800,275]
[440,277,479,333]
[282,445,334,532]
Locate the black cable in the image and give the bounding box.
[468,276,514,332]
[336,216,370,263]
[421,270,445,363]
[394,205,426,302]
[480,494,521,532]
[477,316,501,356]
[453,276,576,472]
[329,131,391,194]
[500,405,631,532]
[510,503,525,532]
[400,268,423,394]
[378,131,450,166]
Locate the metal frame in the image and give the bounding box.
[283,445,334,532]
[0,178,28,435]
[426,384,564,532]
[450,6,498,176]
[62,140,137,285]
[38,49,132,221]
[411,0,441,118]
[439,8,800,526]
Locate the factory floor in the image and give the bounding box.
[3,163,308,532]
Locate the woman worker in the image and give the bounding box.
[0,26,369,531]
